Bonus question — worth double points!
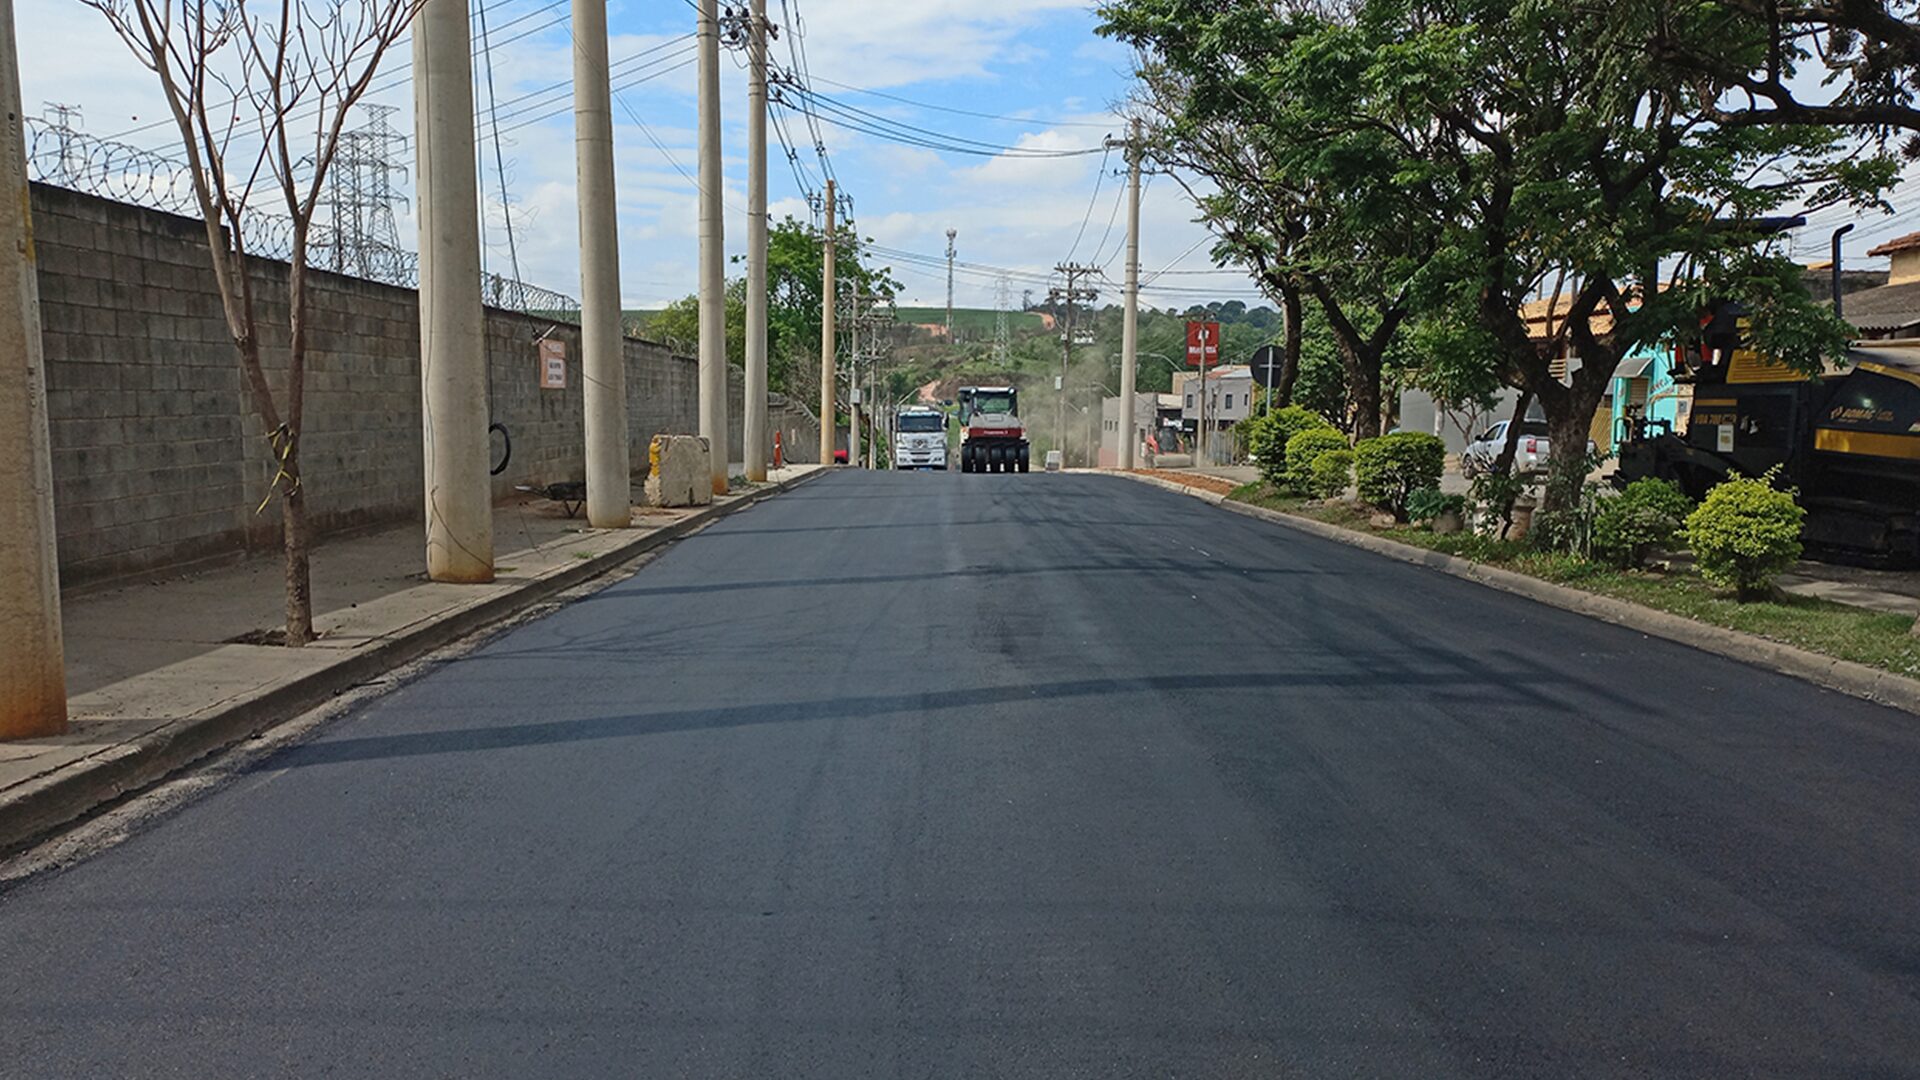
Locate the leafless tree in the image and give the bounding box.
[84,0,421,644]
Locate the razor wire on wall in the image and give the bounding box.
[24,115,580,319]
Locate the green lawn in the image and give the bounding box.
[1229,483,1920,679]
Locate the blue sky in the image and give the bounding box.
[22,0,1270,312]
[21,0,1914,310]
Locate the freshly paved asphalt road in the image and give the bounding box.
[4,470,1920,1077]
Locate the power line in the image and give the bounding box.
[779,85,1108,158]
[475,0,524,287]
[490,48,697,136]
[804,73,1115,129]
[103,0,575,147]
[1064,147,1112,264]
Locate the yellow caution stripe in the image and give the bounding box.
[1815,428,1920,460]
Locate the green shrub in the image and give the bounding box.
[1284,428,1350,492]
[1684,472,1805,600]
[1309,449,1355,499]
[1245,405,1335,487]
[1354,432,1446,519]
[1592,478,1693,568]
[1406,486,1466,523]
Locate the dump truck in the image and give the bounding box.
[956,386,1030,473]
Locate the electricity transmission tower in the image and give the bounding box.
[41,103,82,186]
[993,274,1012,366]
[323,104,407,278]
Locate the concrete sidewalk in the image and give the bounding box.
[1,464,824,852]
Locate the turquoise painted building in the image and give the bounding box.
[1609,343,1688,451]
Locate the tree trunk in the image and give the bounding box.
[1347,351,1383,441]
[1276,285,1302,406]
[1492,389,1534,475]
[1532,375,1608,513]
[279,445,315,645]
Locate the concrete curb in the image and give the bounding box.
[0,468,825,854]
[1109,469,1920,718]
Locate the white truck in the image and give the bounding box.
[894,406,950,470]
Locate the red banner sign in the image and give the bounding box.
[1186,320,1222,367]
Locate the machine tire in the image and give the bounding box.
[1017,445,1030,473]
[961,446,975,473]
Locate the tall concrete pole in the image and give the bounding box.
[0,0,66,739]
[743,0,770,482]
[819,178,836,464]
[1119,119,1142,472]
[849,282,861,469]
[574,0,628,527]
[414,0,493,583]
[696,0,729,494]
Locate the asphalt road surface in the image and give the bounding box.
[4,470,1920,1077]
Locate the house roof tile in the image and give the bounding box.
[1866,230,1920,257]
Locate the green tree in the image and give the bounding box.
[1099,1,1440,439]
[640,217,900,399]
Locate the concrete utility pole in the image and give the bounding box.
[945,228,957,341]
[574,0,628,527]
[1049,264,1099,467]
[415,0,493,583]
[819,178,836,464]
[743,0,770,482]
[0,0,66,739]
[1116,120,1142,471]
[849,282,861,469]
[696,0,728,494]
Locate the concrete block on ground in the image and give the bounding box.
[645,435,713,508]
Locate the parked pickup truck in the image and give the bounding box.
[1460,419,1553,478]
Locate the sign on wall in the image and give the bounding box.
[538,338,567,390]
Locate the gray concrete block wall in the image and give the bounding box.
[32,185,817,586]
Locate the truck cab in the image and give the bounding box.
[894,406,949,470]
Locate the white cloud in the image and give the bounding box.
[20,0,1260,316]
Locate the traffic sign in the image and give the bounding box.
[1249,344,1285,387]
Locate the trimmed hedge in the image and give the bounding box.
[1592,478,1693,568]
[1246,405,1336,487]
[1684,474,1804,600]
[1354,432,1446,519]
[1309,448,1356,499]
[1284,428,1351,493]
